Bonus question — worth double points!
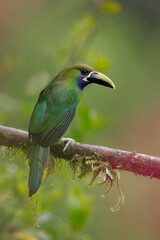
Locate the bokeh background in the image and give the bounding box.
[0,0,160,239]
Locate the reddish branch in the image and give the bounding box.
[0,125,160,180]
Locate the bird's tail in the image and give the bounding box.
[28,138,50,197]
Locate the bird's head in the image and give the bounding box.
[55,64,115,91]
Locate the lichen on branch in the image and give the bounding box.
[1,125,160,179]
[0,125,160,211]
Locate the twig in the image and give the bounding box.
[0,125,160,180]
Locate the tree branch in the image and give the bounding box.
[0,125,160,180]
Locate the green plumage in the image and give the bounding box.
[28,64,115,197]
[28,65,86,197]
[28,138,50,195]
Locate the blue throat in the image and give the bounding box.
[77,74,90,91]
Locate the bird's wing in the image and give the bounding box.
[37,106,75,147]
[28,89,77,147]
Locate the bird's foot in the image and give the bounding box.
[61,138,75,152]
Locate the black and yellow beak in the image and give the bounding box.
[86,71,115,89]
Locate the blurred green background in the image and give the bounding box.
[0,0,160,239]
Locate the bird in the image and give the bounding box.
[28,63,115,197]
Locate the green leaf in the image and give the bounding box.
[92,55,110,72]
[70,208,89,231]
[101,1,122,14]
[67,185,92,231]
[72,15,95,37]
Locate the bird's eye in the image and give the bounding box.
[80,69,89,76]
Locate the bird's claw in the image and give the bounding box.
[61,138,75,152]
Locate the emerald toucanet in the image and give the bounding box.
[28,64,115,197]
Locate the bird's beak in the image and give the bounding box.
[86,71,115,89]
